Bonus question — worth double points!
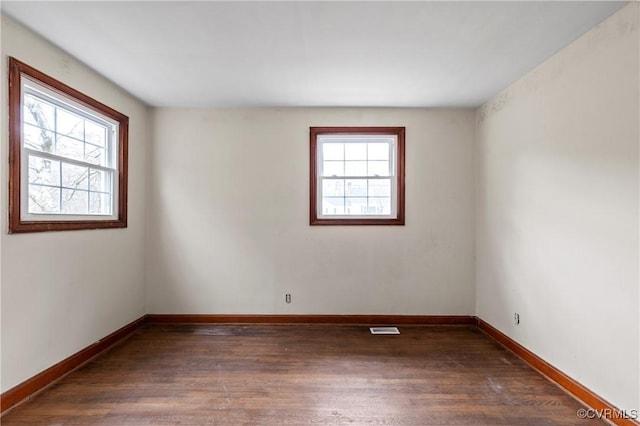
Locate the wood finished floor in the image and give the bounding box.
[2,324,603,425]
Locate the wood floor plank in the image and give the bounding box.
[1,324,604,425]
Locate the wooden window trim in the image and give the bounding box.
[310,126,405,226]
[8,57,129,233]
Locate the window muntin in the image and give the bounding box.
[9,57,129,233]
[310,127,405,226]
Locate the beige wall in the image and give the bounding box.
[147,108,476,315]
[0,15,150,392]
[476,3,639,410]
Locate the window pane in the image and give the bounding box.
[23,123,55,152]
[61,189,89,214]
[345,143,366,160]
[368,143,389,160]
[322,197,344,215]
[322,143,343,160]
[24,94,55,130]
[85,121,107,147]
[345,197,367,215]
[323,160,344,177]
[345,179,367,197]
[322,179,344,197]
[56,108,84,139]
[28,155,60,186]
[368,197,391,215]
[89,169,111,192]
[368,161,390,177]
[61,162,89,190]
[369,179,391,197]
[29,184,60,213]
[56,136,85,162]
[90,192,111,215]
[85,145,106,167]
[345,161,366,176]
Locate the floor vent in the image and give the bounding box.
[369,327,400,335]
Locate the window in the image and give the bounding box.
[310,127,405,225]
[8,57,128,233]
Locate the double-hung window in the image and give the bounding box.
[310,127,405,225]
[8,57,128,233]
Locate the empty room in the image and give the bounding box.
[0,1,638,425]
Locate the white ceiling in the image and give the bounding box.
[1,1,628,108]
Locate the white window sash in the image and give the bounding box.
[20,76,119,221]
[316,136,398,220]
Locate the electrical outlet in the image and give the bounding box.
[514,313,520,325]
[285,293,292,304]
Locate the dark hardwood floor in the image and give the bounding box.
[2,324,603,425]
